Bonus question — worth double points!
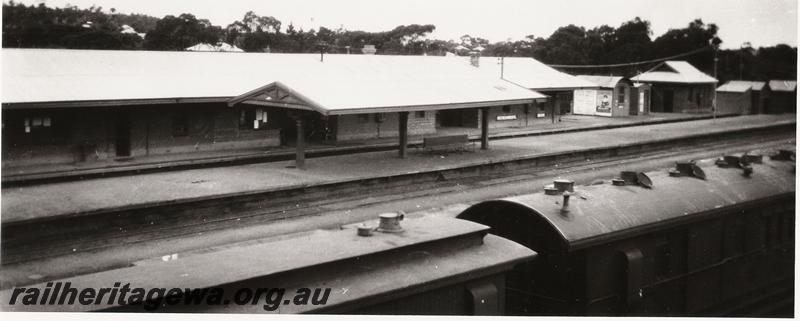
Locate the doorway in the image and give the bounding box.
[663,90,674,113]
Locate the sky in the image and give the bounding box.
[14,0,799,49]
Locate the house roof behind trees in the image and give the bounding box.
[2,49,545,115]
[631,60,718,84]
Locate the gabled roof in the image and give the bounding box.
[768,80,797,92]
[631,61,718,84]
[2,49,544,114]
[576,75,631,89]
[716,80,766,93]
[466,56,600,91]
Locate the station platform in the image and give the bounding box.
[2,112,725,184]
[2,114,794,224]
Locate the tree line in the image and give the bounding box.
[2,1,796,82]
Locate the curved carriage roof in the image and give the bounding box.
[460,156,795,251]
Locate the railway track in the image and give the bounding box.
[1,127,794,270]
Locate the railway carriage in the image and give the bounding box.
[458,151,795,316]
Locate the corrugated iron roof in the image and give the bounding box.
[2,49,544,114]
[576,75,628,88]
[716,80,766,93]
[465,56,599,91]
[631,60,718,84]
[769,80,797,92]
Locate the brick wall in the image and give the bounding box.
[336,111,436,141]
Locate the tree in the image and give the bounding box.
[225,11,282,52]
[539,25,591,64]
[605,17,651,64]
[651,19,720,73]
[143,13,222,50]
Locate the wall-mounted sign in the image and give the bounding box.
[496,114,518,121]
[596,91,612,113]
[536,113,546,118]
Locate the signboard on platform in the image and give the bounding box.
[573,90,596,116]
[595,90,613,117]
[496,114,518,121]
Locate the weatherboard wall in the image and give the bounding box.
[2,103,283,168]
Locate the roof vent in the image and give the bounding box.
[715,154,757,177]
[612,171,653,188]
[770,149,795,161]
[560,193,571,214]
[669,160,706,180]
[553,179,574,193]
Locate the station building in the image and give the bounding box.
[460,56,599,125]
[631,61,718,113]
[2,49,545,168]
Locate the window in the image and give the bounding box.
[358,113,370,123]
[502,105,511,113]
[415,111,426,118]
[239,108,269,130]
[374,113,386,123]
[617,88,625,104]
[21,114,68,145]
[172,114,189,137]
[688,87,694,101]
[24,116,52,133]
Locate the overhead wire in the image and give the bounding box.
[546,46,712,69]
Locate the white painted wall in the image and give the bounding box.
[573,89,597,116]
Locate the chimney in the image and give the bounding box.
[469,52,480,67]
[362,44,377,55]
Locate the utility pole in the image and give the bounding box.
[710,37,721,120]
[712,44,719,119]
[499,56,505,79]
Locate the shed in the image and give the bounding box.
[631,61,717,113]
[573,75,634,117]
[715,80,768,115]
[766,80,797,114]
